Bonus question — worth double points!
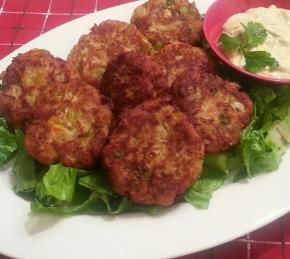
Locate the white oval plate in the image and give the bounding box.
[0,1,289,258]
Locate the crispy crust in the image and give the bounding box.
[101,51,170,113]
[131,0,203,46]
[25,80,112,168]
[67,20,152,86]
[155,42,216,85]
[172,71,253,152]
[0,49,78,128]
[102,98,204,206]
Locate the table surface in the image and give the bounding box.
[0,0,289,258]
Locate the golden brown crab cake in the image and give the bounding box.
[0,49,78,129]
[25,81,112,168]
[172,71,253,153]
[155,42,216,86]
[131,0,203,47]
[101,52,169,113]
[102,98,204,206]
[67,20,152,86]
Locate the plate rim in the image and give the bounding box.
[0,1,289,258]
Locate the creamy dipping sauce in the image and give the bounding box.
[223,5,290,79]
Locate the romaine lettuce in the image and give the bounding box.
[31,164,161,215]
[0,118,17,166]
[13,130,36,193]
[185,85,290,208]
[2,84,290,214]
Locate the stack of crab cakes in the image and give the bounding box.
[99,0,253,206]
[0,0,254,207]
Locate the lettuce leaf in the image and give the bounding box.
[3,83,290,213]
[0,118,36,193]
[32,164,93,214]
[35,164,78,206]
[13,130,36,193]
[183,150,244,209]
[31,164,163,215]
[31,165,130,214]
[242,85,290,176]
[78,173,131,214]
[31,191,99,214]
[78,174,113,196]
[78,172,163,215]
[184,166,227,209]
[240,119,287,176]
[0,118,17,166]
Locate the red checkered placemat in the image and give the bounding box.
[0,0,289,259]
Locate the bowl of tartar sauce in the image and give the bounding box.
[204,0,290,84]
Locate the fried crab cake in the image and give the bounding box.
[68,20,152,86]
[102,98,205,206]
[155,42,216,85]
[101,52,169,113]
[0,49,78,128]
[131,0,203,47]
[25,81,112,168]
[172,71,253,153]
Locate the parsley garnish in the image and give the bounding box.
[242,22,267,49]
[244,51,279,73]
[219,33,241,50]
[219,22,279,73]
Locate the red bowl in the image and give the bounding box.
[204,0,290,84]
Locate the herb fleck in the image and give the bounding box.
[96,67,106,76]
[113,151,124,159]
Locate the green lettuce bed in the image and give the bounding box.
[1,84,290,214]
